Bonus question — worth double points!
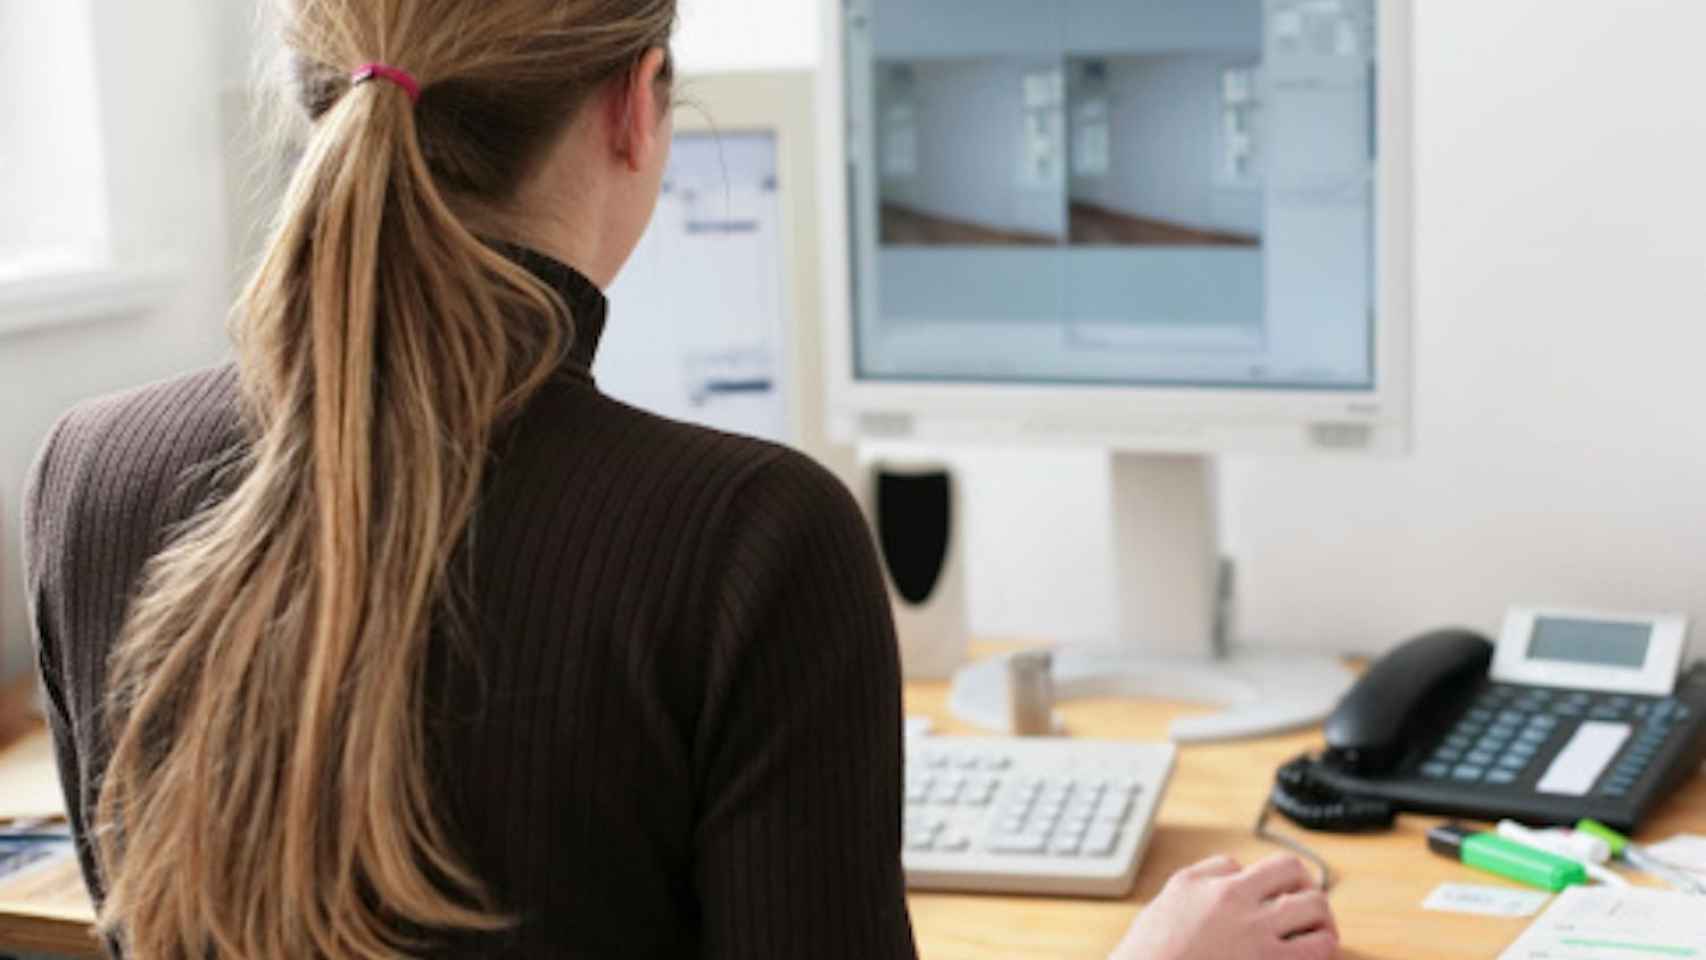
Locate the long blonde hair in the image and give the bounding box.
[96,2,675,956]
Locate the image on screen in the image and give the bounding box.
[1527,618,1652,670]
[846,0,1378,389]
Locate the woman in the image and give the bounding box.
[22,1,1336,957]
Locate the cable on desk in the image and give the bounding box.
[1254,801,1335,893]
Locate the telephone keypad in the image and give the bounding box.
[1417,686,1681,793]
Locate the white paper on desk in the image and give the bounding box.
[1499,885,1706,960]
[0,840,73,884]
[0,734,67,823]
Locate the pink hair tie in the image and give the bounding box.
[350,63,421,104]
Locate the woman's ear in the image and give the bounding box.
[611,47,671,174]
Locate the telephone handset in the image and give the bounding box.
[1275,614,1706,834]
[1320,629,1492,774]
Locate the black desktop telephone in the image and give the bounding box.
[1274,616,1706,833]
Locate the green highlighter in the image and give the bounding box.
[1427,823,1587,892]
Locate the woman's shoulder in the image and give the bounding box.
[25,365,244,551]
[40,364,241,461]
[521,383,862,526]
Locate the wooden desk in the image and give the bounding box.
[3,675,1705,959]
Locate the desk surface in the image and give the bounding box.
[4,671,1706,959]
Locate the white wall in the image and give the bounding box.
[675,0,818,73]
[0,0,234,680]
[883,60,1067,238]
[1072,56,1261,237]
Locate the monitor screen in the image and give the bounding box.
[602,132,790,441]
[845,0,1379,391]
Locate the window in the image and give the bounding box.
[0,0,109,279]
[880,66,919,179]
[1071,61,1111,178]
[1220,65,1262,185]
[1020,68,1065,187]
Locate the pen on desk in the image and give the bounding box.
[1427,823,1587,892]
[1577,819,1706,896]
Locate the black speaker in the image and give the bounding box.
[865,460,967,679]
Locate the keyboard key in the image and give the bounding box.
[1486,770,1518,785]
[1096,794,1132,823]
[1528,715,1558,730]
[1432,747,1463,763]
[1452,765,1485,781]
[1084,828,1120,857]
[1466,750,1496,766]
[1466,708,1494,724]
[1445,734,1473,751]
[1420,762,1451,779]
[1517,729,1548,745]
[1051,836,1083,856]
[990,834,1048,855]
[929,785,962,805]
[955,755,981,770]
[939,833,971,853]
[926,755,950,769]
[1496,754,1526,771]
[981,756,1012,771]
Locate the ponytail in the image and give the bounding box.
[96,41,574,960]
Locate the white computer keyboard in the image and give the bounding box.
[903,736,1176,897]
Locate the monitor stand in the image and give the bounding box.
[948,452,1354,743]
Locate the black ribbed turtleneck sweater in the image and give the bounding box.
[22,248,917,958]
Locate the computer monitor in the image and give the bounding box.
[601,70,854,482]
[818,0,1415,739]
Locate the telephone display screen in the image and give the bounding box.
[1527,618,1652,669]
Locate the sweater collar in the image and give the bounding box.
[500,244,608,380]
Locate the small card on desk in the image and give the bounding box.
[1422,883,1550,918]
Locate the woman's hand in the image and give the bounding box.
[1110,854,1338,960]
